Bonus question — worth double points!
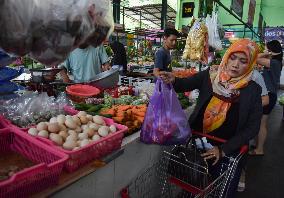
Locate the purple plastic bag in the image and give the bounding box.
[140,78,191,145]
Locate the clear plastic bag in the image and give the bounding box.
[1,92,69,127]
[0,0,114,66]
[205,12,222,51]
[182,19,209,64]
[279,93,284,106]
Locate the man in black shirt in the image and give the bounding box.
[110,40,127,75]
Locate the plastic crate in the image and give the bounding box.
[26,106,128,172]
[0,128,68,198]
[0,115,12,129]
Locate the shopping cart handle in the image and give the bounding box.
[192,131,226,143]
[192,131,249,154]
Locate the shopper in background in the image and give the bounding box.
[159,39,262,197]
[110,40,127,75]
[250,40,283,156]
[153,28,180,77]
[59,43,111,83]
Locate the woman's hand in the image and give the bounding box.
[201,146,225,165]
[159,71,175,84]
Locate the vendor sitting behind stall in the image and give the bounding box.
[59,43,111,83]
[153,28,180,77]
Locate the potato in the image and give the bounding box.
[28,128,38,136]
[48,123,60,133]
[37,122,48,131]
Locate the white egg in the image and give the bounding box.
[78,132,89,140]
[47,123,60,133]
[93,115,105,125]
[98,126,109,137]
[81,124,88,131]
[77,111,87,117]
[83,127,95,137]
[37,122,48,131]
[89,123,100,131]
[66,134,78,142]
[72,116,81,126]
[86,115,93,121]
[109,125,117,133]
[49,134,63,146]
[92,134,101,142]
[57,114,66,124]
[80,139,90,147]
[38,130,49,138]
[65,118,77,129]
[75,126,82,133]
[49,117,58,123]
[63,140,77,150]
[28,128,38,136]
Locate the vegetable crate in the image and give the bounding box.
[30,107,128,172]
[0,128,68,198]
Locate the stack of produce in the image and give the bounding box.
[27,111,118,151]
[173,68,197,78]
[100,105,147,134]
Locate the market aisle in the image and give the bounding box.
[237,92,284,198]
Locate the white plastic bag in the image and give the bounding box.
[0,0,114,66]
[205,12,222,50]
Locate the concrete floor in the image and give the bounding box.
[237,92,284,198]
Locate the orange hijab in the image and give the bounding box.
[203,39,259,133]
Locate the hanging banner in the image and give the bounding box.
[247,0,256,27]
[182,2,195,18]
[265,27,284,44]
[231,0,244,18]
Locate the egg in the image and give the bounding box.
[68,130,77,136]
[47,123,60,133]
[59,124,67,132]
[86,115,93,121]
[79,116,88,124]
[37,122,48,131]
[49,117,58,123]
[109,125,117,133]
[81,124,88,131]
[80,139,90,147]
[63,140,77,150]
[78,132,89,140]
[83,127,95,137]
[57,114,66,124]
[38,130,49,138]
[92,134,101,142]
[73,147,80,151]
[93,115,105,125]
[75,126,82,133]
[59,131,68,140]
[72,116,81,126]
[98,126,109,137]
[28,128,38,136]
[89,123,100,131]
[49,134,63,146]
[77,111,87,117]
[65,118,77,129]
[66,134,78,142]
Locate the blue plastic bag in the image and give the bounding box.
[0,81,25,94]
[140,78,191,145]
[0,66,24,82]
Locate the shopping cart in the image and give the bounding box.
[121,131,248,198]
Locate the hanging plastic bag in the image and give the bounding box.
[0,0,114,66]
[279,93,284,106]
[205,12,222,51]
[140,78,191,145]
[182,19,209,64]
[0,66,24,82]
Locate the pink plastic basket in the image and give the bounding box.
[26,106,128,172]
[0,128,68,198]
[0,115,12,129]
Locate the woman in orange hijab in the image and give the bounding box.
[159,39,262,197]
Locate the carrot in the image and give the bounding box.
[113,116,124,123]
[117,105,132,111]
[100,108,116,116]
[135,116,145,123]
[133,111,146,117]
